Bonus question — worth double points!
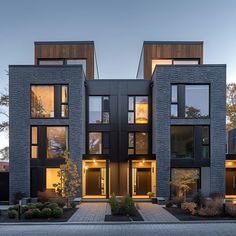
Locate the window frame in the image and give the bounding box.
[128,132,149,155]
[88,132,110,155]
[31,126,38,159]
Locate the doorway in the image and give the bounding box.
[226,168,236,195]
[86,168,101,195]
[136,168,151,195]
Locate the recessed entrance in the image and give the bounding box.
[86,168,102,195]
[226,168,236,195]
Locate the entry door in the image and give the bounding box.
[136,168,151,195]
[86,168,101,195]
[226,168,236,195]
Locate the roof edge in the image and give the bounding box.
[34,41,94,45]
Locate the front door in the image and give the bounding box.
[86,168,101,195]
[226,168,236,195]
[136,168,151,195]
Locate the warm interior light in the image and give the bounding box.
[85,166,88,170]
[93,159,97,163]
[142,160,145,163]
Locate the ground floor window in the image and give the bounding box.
[171,168,199,198]
[46,168,61,190]
[225,160,236,196]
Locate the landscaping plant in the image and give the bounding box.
[192,191,205,208]
[181,202,197,215]
[109,193,120,215]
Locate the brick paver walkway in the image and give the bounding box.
[137,202,179,222]
[68,202,111,222]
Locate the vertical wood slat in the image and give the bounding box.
[34,42,95,80]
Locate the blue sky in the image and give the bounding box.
[0,0,235,149]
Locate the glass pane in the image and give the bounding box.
[185,85,209,118]
[61,85,68,103]
[171,104,178,118]
[103,96,109,111]
[202,146,209,159]
[173,60,199,65]
[89,132,102,154]
[171,85,178,103]
[152,59,172,73]
[129,97,134,110]
[46,168,60,189]
[202,126,209,145]
[128,133,134,148]
[47,127,68,158]
[102,112,109,124]
[135,96,148,124]
[89,96,102,124]
[128,149,134,155]
[171,168,199,198]
[128,112,134,124]
[171,126,194,158]
[31,146,38,158]
[31,86,54,118]
[66,59,86,75]
[32,127,37,144]
[61,105,68,118]
[39,60,63,65]
[135,132,148,154]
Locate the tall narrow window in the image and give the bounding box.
[89,96,110,124]
[128,132,148,155]
[31,86,54,118]
[89,132,102,154]
[128,96,148,124]
[46,168,61,190]
[47,127,68,158]
[202,126,210,159]
[61,85,68,118]
[171,85,178,118]
[31,127,38,158]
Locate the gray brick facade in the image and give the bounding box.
[9,66,85,202]
[152,65,226,199]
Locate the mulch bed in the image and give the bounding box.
[0,208,77,222]
[105,209,143,221]
[165,207,236,221]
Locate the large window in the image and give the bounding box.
[171,126,194,158]
[89,132,109,154]
[128,132,148,155]
[185,85,209,118]
[171,168,199,198]
[31,86,54,118]
[46,168,61,189]
[31,85,69,118]
[47,127,68,158]
[128,96,148,124]
[89,96,110,124]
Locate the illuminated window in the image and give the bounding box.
[89,132,109,154]
[171,85,178,118]
[47,127,68,158]
[31,86,54,118]
[128,96,148,124]
[46,168,61,189]
[31,127,38,158]
[61,85,68,118]
[152,59,172,73]
[128,132,148,155]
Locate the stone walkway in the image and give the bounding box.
[136,202,179,222]
[68,202,111,222]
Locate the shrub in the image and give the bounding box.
[109,193,120,215]
[27,203,37,209]
[198,198,223,217]
[181,202,197,215]
[192,191,205,208]
[13,192,27,205]
[165,200,173,208]
[35,202,44,210]
[8,205,19,211]
[8,210,18,219]
[47,203,59,210]
[51,207,63,218]
[172,196,183,208]
[24,209,34,219]
[226,204,236,217]
[51,198,66,208]
[209,192,223,200]
[41,208,52,218]
[122,194,136,216]
[70,202,77,209]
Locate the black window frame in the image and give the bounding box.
[128,132,149,155]
[31,126,38,159]
[30,84,69,119]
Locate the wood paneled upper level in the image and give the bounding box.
[137,41,204,80]
[34,41,95,80]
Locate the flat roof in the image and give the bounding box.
[143,41,203,45]
[34,41,94,45]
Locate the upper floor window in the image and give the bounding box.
[171,85,178,118]
[185,85,209,118]
[31,85,69,118]
[31,127,38,158]
[38,60,64,65]
[89,96,110,124]
[31,85,54,118]
[128,96,148,124]
[128,132,148,155]
[89,132,109,154]
[47,127,68,158]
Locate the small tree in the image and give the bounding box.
[226,83,236,130]
[53,152,80,207]
[171,169,199,201]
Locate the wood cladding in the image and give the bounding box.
[143,42,203,80]
[34,42,94,80]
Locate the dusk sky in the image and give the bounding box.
[0,0,236,149]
